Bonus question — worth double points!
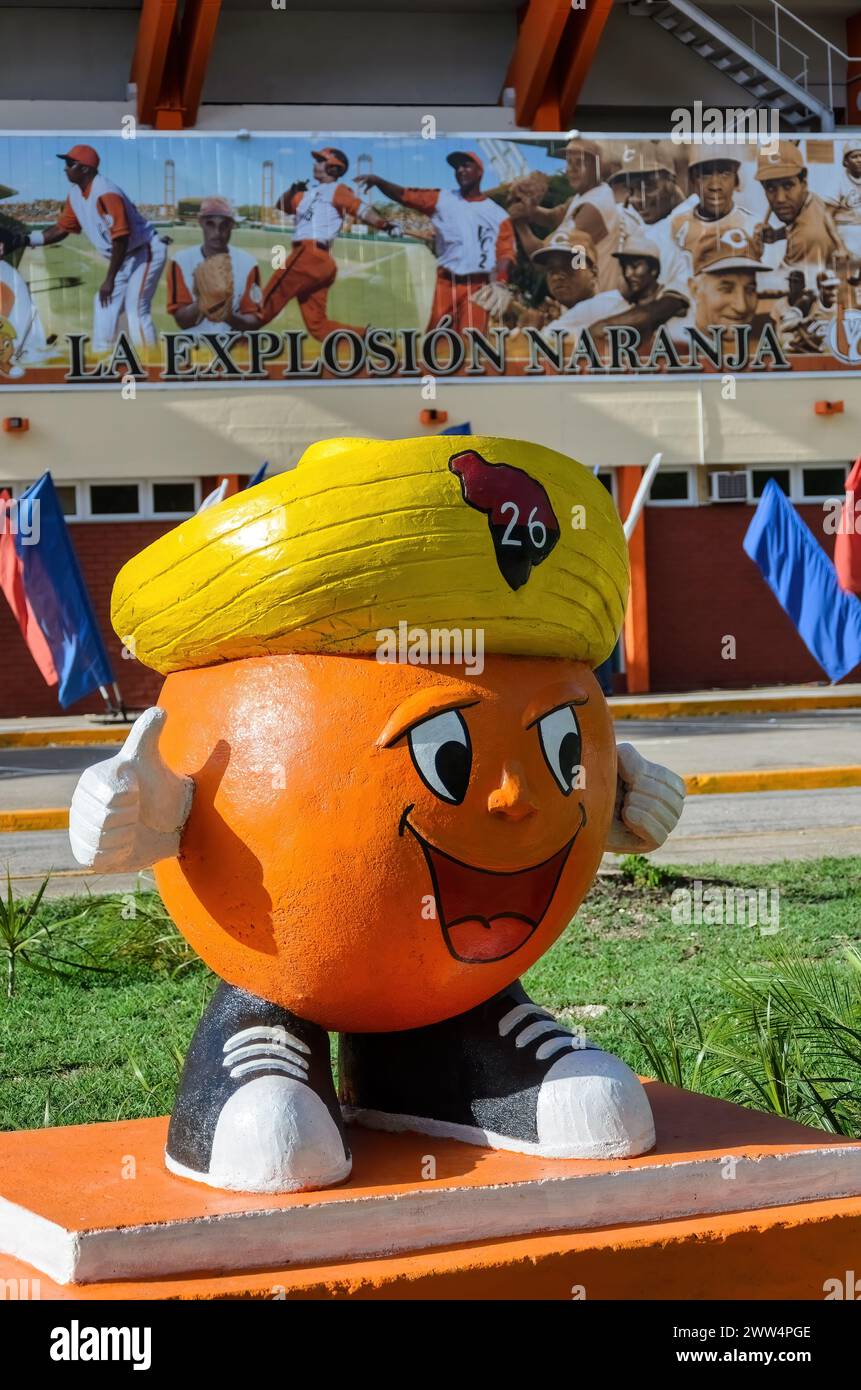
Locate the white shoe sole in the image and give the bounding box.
[344,1049,656,1161]
[166,1074,352,1193]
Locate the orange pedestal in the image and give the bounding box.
[1,1082,860,1300]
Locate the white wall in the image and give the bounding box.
[2,376,860,485]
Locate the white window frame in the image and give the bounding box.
[53,482,83,520]
[147,479,202,520]
[795,462,851,503]
[49,479,202,522]
[82,480,144,521]
[645,465,696,508]
[746,462,849,505]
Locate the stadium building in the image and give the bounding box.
[2,0,861,714]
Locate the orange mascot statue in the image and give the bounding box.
[69,436,684,1193]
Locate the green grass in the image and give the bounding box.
[526,857,861,1058]
[1,857,860,1133]
[24,228,435,359]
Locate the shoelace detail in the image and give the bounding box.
[497,1003,591,1060]
[222,1024,311,1081]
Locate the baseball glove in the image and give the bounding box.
[0,212,28,267]
[279,180,308,212]
[506,170,550,208]
[0,317,16,375]
[193,253,233,322]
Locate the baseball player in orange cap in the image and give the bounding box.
[17,143,166,352]
[358,150,516,333]
[259,147,398,339]
[168,196,263,335]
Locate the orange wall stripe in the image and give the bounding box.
[617,466,650,695]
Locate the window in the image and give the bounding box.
[751,468,790,499]
[89,483,141,516]
[152,482,196,516]
[596,470,615,498]
[648,470,691,504]
[55,485,78,517]
[801,465,848,500]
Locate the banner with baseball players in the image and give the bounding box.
[3,130,861,387]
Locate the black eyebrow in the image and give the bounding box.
[525,695,589,730]
[383,698,481,749]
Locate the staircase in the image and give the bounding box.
[631,0,834,131]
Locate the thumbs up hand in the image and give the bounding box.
[69,707,194,872]
[605,743,685,855]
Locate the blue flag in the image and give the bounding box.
[441,422,471,436]
[246,461,269,488]
[743,479,861,683]
[15,473,115,707]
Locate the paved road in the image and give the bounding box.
[2,711,860,811]
[0,714,858,893]
[1,792,858,899]
[616,710,861,775]
[0,746,106,810]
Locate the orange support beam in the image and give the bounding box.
[132,0,221,128]
[132,0,178,127]
[507,0,573,129]
[558,0,615,129]
[616,466,651,695]
[178,0,223,128]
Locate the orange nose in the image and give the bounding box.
[487,762,538,820]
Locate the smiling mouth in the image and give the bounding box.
[400,806,585,964]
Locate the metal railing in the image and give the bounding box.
[729,0,861,115]
[739,5,808,90]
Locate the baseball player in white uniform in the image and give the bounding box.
[0,251,50,376]
[650,144,759,300]
[259,147,396,337]
[358,151,515,333]
[825,139,861,258]
[20,143,166,353]
[167,196,263,335]
[508,138,632,294]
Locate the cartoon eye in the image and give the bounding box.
[537,706,582,796]
[407,710,472,805]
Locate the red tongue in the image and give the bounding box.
[448,915,536,963]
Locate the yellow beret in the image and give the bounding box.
[111,435,629,673]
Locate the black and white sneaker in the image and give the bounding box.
[166,982,351,1193]
[339,980,654,1160]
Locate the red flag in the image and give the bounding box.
[0,491,59,686]
[835,458,861,597]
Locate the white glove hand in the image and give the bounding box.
[69,706,194,872]
[470,282,513,317]
[605,743,685,854]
